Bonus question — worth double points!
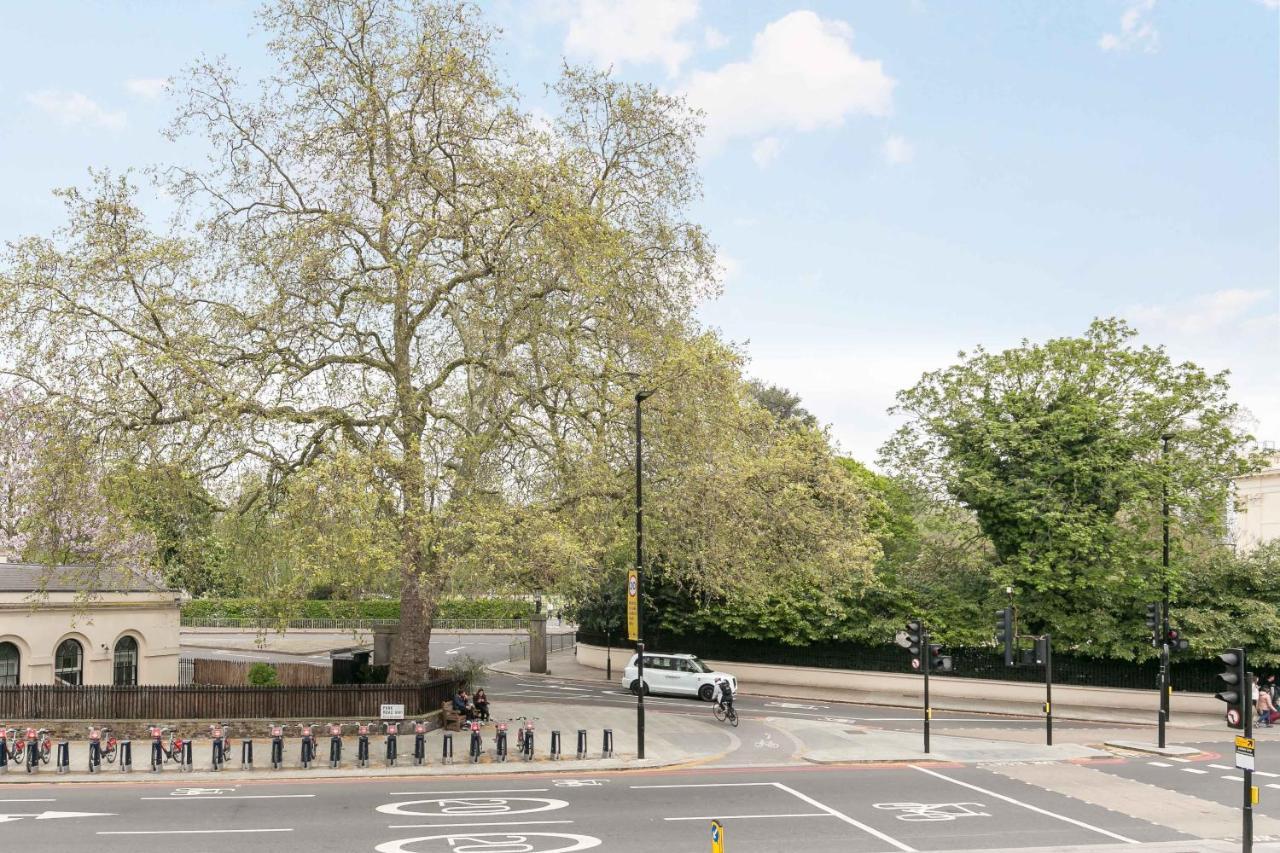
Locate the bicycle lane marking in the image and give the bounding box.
[910,765,1139,844]
[374,790,599,853]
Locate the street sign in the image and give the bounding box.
[626,571,639,642]
[381,704,405,720]
[710,819,724,853]
[1236,737,1256,771]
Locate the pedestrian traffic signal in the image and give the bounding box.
[1145,603,1160,647]
[1216,648,1246,730]
[904,619,922,671]
[1166,628,1190,654]
[995,608,1014,666]
[928,643,952,673]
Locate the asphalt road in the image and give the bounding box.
[0,763,1193,852]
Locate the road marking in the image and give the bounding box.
[1267,784,1280,790]
[140,794,316,800]
[98,828,293,835]
[445,647,466,655]
[378,798,569,817]
[390,789,550,796]
[1224,776,1245,782]
[1183,768,1208,774]
[1210,764,1234,770]
[376,833,600,853]
[911,766,1139,844]
[389,820,575,829]
[1147,761,1172,767]
[632,783,778,789]
[1256,771,1278,778]
[665,813,829,821]
[773,783,915,851]
[0,811,113,823]
[0,799,56,803]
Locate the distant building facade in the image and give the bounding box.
[1235,451,1280,553]
[0,563,181,686]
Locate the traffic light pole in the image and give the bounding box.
[921,628,931,755]
[1158,643,1170,749]
[1244,664,1254,853]
[1161,433,1173,723]
[1044,634,1053,747]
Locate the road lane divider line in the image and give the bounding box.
[139,794,316,800]
[98,828,294,835]
[0,799,56,803]
[1147,761,1172,767]
[388,820,574,829]
[910,766,1139,845]
[632,783,774,789]
[1182,768,1208,774]
[1209,764,1234,770]
[390,788,550,795]
[771,783,915,852]
[665,813,829,821]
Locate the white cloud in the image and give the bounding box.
[882,134,914,165]
[562,0,700,76]
[125,78,168,100]
[684,10,894,151]
[25,90,125,129]
[751,136,783,168]
[1130,288,1271,336]
[1099,0,1160,53]
[703,26,728,50]
[1255,0,1279,9]
[716,251,740,285]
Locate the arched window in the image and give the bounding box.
[113,636,138,686]
[0,642,18,686]
[54,639,83,686]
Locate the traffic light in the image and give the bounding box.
[1145,603,1160,647]
[928,643,952,673]
[904,619,923,671]
[1216,648,1246,730]
[1166,628,1190,654]
[995,608,1014,666]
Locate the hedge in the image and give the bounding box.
[182,597,535,621]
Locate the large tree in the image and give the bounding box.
[880,318,1261,654]
[0,1,712,679]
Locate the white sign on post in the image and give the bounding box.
[380,703,405,720]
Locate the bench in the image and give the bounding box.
[441,701,463,732]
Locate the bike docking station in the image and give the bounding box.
[519,721,535,761]
[576,728,588,760]
[441,730,454,765]
[356,723,370,768]
[468,721,483,764]
[550,729,562,760]
[300,723,316,769]
[26,727,39,773]
[495,722,509,762]
[119,738,132,772]
[269,724,285,769]
[149,726,164,772]
[412,721,426,766]
[384,722,399,767]
[57,740,70,773]
[87,726,103,773]
[602,729,613,759]
[240,735,254,769]
[328,722,343,768]
[0,727,8,772]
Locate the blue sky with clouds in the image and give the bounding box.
[2,0,1276,463]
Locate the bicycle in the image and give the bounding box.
[713,700,739,727]
[154,726,186,763]
[90,726,119,764]
[3,727,23,763]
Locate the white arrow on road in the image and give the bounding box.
[445,647,466,655]
[0,811,115,823]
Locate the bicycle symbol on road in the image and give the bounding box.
[754,733,781,750]
[873,802,990,821]
[169,788,236,797]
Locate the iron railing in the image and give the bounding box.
[508,632,577,661]
[181,617,530,632]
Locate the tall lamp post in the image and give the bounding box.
[635,389,654,759]
[1158,432,1174,745]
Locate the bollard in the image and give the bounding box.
[356,723,369,768]
[442,732,454,765]
[150,726,163,772]
[300,724,315,769]
[240,739,254,770]
[602,728,613,759]
[523,723,534,761]
[211,724,225,771]
[496,723,508,763]
[57,741,70,774]
[328,723,343,768]
[576,729,587,760]
[385,723,398,766]
[119,739,132,772]
[413,722,426,766]
[551,730,561,761]
[270,724,284,770]
[468,723,482,764]
[181,738,193,771]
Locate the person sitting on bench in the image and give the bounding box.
[473,688,490,722]
[452,688,476,721]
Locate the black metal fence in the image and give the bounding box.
[575,630,1224,694]
[0,678,459,720]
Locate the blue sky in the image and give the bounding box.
[1,1,1276,463]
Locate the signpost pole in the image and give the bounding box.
[1244,660,1254,853]
[1044,634,1053,747]
[922,627,931,755]
[1158,643,1170,749]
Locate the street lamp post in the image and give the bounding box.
[635,389,653,760]
[1159,433,1173,746]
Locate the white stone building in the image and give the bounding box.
[1234,451,1280,553]
[0,563,181,686]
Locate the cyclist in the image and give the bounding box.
[713,677,734,714]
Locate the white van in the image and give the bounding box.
[621,652,738,700]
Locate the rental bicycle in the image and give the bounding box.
[713,701,739,727]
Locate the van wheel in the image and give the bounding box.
[630,680,649,696]
[698,684,715,701]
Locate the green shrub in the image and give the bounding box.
[183,597,534,622]
[247,663,280,686]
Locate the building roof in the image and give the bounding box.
[0,562,172,593]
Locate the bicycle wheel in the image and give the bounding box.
[10,744,23,763]
[104,744,117,764]
[728,708,739,727]
[713,705,727,722]
[40,740,51,763]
